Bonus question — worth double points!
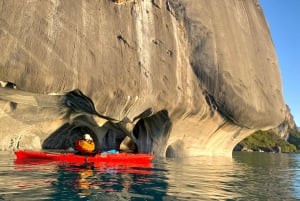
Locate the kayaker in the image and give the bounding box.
[75,134,96,155]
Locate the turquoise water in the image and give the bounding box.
[0,151,300,200]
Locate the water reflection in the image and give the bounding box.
[0,151,300,200]
[162,156,244,200]
[14,158,161,201]
[233,152,299,200]
[161,153,300,200]
[53,163,159,200]
[292,154,300,199]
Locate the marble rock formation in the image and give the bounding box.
[272,105,296,140]
[0,0,285,157]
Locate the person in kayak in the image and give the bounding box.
[75,134,96,155]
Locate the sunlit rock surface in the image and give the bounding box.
[272,105,296,140]
[0,0,285,156]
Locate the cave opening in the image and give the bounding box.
[165,140,184,158]
[40,89,173,156]
[42,109,172,156]
[42,123,101,151]
[131,110,172,156]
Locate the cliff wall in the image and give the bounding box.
[0,0,285,156]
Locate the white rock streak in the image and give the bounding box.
[134,1,154,97]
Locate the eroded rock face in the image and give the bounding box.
[0,0,285,156]
[272,105,296,140]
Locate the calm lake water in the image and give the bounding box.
[0,151,300,201]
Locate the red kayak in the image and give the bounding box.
[15,150,154,175]
[15,150,154,164]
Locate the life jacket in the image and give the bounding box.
[75,139,95,154]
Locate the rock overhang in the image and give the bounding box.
[0,0,286,157]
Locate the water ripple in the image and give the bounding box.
[0,151,300,200]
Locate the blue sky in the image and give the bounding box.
[260,0,300,127]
